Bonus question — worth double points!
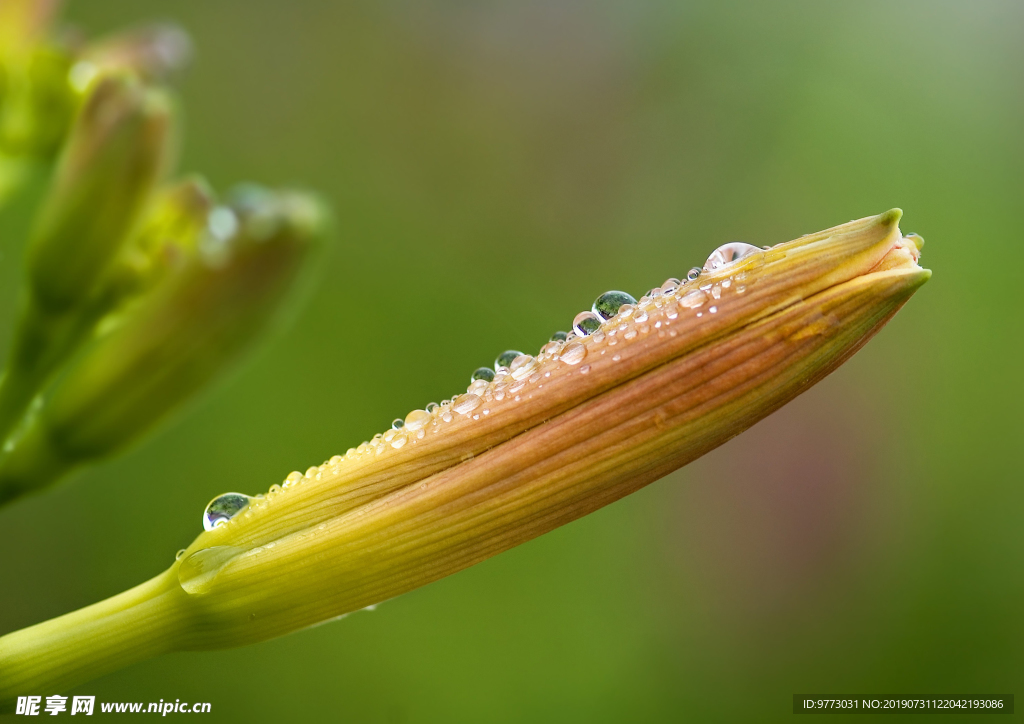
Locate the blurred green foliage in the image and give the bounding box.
[0,1,1019,721]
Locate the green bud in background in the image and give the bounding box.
[0,186,327,502]
[0,74,175,452]
[103,176,215,301]
[27,73,173,312]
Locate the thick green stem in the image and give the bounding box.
[0,297,110,453]
[0,571,191,711]
[0,417,75,505]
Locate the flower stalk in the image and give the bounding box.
[0,209,930,706]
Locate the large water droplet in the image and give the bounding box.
[509,354,538,380]
[592,291,637,320]
[453,393,482,415]
[573,311,602,336]
[203,493,253,531]
[559,342,587,365]
[494,350,523,371]
[404,409,432,431]
[687,267,701,282]
[471,367,495,382]
[680,290,707,309]
[703,242,760,272]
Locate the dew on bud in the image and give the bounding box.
[404,409,432,432]
[573,311,603,336]
[471,367,495,383]
[559,342,587,366]
[453,393,482,415]
[592,291,637,320]
[203,493,253,531]
[494,350,523,371]
[703,242,760,272]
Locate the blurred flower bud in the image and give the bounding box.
[34,187,326,463]
[26,73,173,312]
[103,176,214,301]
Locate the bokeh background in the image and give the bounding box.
[2,0,1021,721]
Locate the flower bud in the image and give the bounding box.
[35,187,325,462]
[27,73,173,312]
[0,210,929,704]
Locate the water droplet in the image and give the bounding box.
[425,402,439,413]
[687,267,702,282]
[509,354,538,380]
[680,290,707,309]
[612,354,621,362]
[494,350,523,371]
[550,331,568,342]
[711,284,722,300]
[580,365,591,374]
[703,242,760,271]
[624,329,637,340]
[540,341,562,355]
[559,342,587,365]
[384,429,397,442]
[471,367,495,382]
[592,291,638,320]
[633,309,648,323]
[391,418,404,430]
[453,393,482,415]
[175,549,186,560]
[661,278,680,294]
[573,311,603,336]
[709,306,718,313]
[468,379,489,396]
[391,433,408,449]
[203,493,253,531]
[399,410,428,432]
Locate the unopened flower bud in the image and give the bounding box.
[36,187,326,462]
[27,73,173,312]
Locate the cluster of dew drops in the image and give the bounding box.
[196,241,765,537]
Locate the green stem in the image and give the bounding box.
[0,416,75,506]
[0,571,191,711]
[0,297,109,450]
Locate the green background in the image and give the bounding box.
[2,1,1021,721]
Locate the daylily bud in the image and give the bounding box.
[27,73,173,312]
[102,176,215,300]
[0,210,929,704]
[0,187,325,502]
[0,75,174,451]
